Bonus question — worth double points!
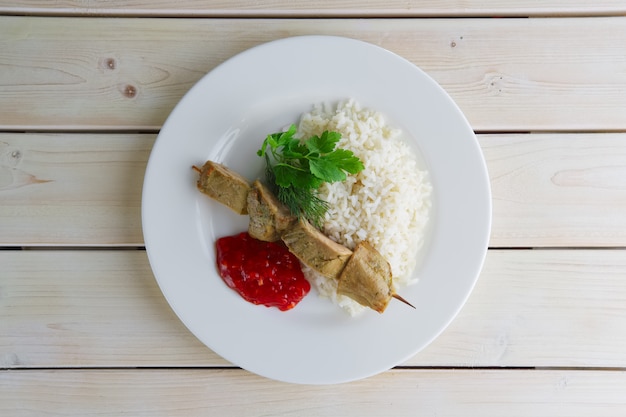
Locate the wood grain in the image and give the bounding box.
[0,133,153,246]
[3,249,626,369]
[3,133,626,247]
[484,133,626,247]
[1,368,626,416]
[0,250,221,368]
[1,16,626,131]
[1,0,625,17]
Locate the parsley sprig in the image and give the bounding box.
[257,124,364,227]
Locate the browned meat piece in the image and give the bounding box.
[247,180,297,242]
[337,241,393,313]
[281,218,353,280]
[195,161,250,215]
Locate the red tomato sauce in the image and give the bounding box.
[216,232,310,311]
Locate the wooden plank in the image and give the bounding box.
[3,132,626,247]
[0,250,226,368]
[1,16,626,132]
[421,248,626,367]
[1,0,625,17]
[3,249,626,369]
[0,133,152,246]
[484,133,626,247]
[1,368,626,416]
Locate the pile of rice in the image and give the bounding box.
[297,99,432,315]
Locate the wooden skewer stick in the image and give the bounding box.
[192,165,201,173]
[392,293,416,309]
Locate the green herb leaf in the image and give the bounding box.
[306,130,341,154]
[257,124,364,227]
[309,158,347,183]
[324,148,364,174]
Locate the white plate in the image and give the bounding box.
[142,36,491,384]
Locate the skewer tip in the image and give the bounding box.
[192,165,201,173]
[392,293,416,309]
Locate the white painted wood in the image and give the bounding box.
[0,250,227,368]
[421,248,626,368]
[1,368,625,416]
[483,133,626,247]
[1,16,625,131]
[3,250,626,369]
[0,133,153,246]
[0,0,624,17]
[3,133,626,247]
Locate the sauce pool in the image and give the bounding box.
[216,232,310,311]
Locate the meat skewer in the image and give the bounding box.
[281,217,353,281]
[193,161,416,313]
[247,180,297,242]
[193,162,250,215]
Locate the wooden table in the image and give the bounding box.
[2,2,626,415]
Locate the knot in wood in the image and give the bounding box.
[123,84,137,98]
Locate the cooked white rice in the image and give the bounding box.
[297,99,432,315]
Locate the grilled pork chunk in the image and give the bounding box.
[337,241,393,313]
[281,218,353,280]
[196,161,250,215]
[247,180,297,242]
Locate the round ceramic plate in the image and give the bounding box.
[142,36,491,384]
